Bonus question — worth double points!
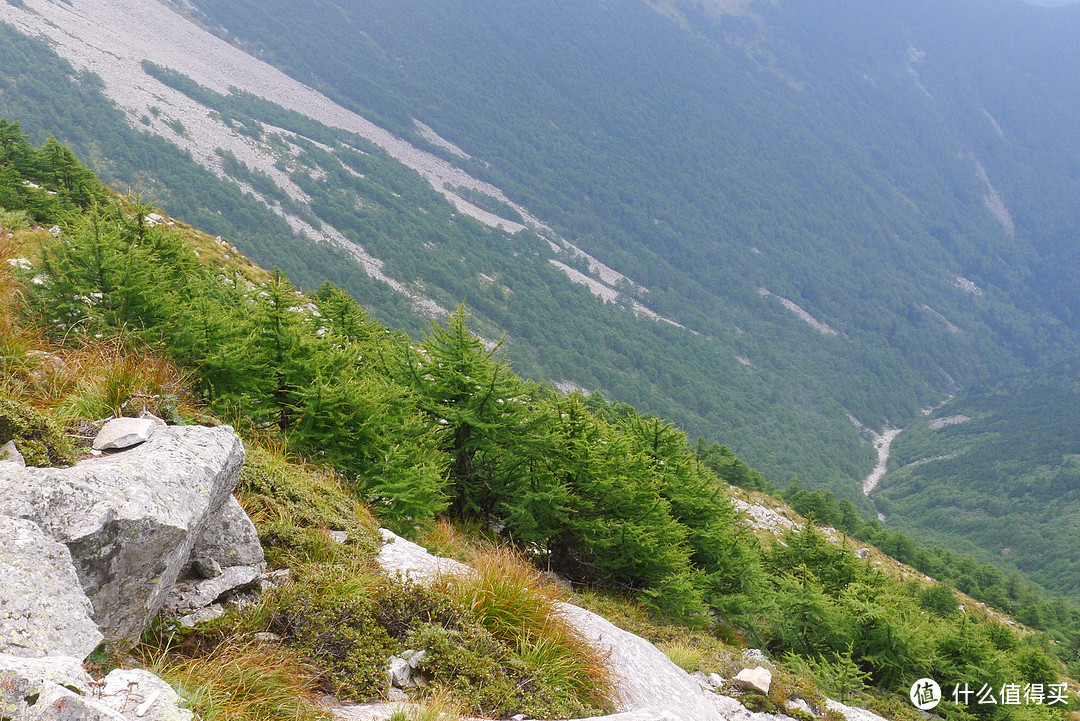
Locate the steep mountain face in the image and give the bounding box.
[2,0,1078,516]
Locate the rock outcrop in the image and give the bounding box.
[0,516,102,659]
[0,423,263,720]
[0,425,247,641]
[0,654,195,720]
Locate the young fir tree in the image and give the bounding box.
[246,268,315,432]
[401,303,544,519]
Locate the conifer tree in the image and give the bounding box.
[247,268,314,431]
[401,303,543,519]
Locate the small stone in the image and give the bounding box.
[140,410,168,426]
[407,650,427,669]
[708,672,725,688]
[261,568,292,592]
[388,656,412,688]
[0,440,24,467]
[327,530,349,543]
[741,648,771,668]
[387,687,407,702]
[253,632,281,644]
[164,565,261,614]
[49,225,61,237]
[733,666,772,695]
[512,715,527,721]
[192,557,223,579]
[92,417,156,450]
[786,698,813,716]
[179,604,224,628]
[856,547,871,559]
[691,670,712,689]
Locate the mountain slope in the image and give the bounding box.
[3,0,1079,512]
[878,368,1080,600]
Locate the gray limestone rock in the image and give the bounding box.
[406,650,426,669]
[691,670,713,690]
[376,529,473,582]
[164,565,260,615]
[826,698,891,721]
[191,556,223,579]
[0,516,102,659]
[786,698,814,716]
[0,661,120,720]
[190,495,265,570]
[856,547,871,559]
[260,567,292,592]
[741,648,773,669]
[99,667,194,720]
[388,655,412,688]
[92,417,157,451]
[0,440,24,466]
[179,604,224,628]
[733,667,772,695]
[0,425,245,642]
[558,602,730,720]
[0,655,192,720]
[327,530,349,544]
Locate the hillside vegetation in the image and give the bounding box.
[878,370,1080,602]
[4,124,1080,720]
[175,0,1080,481]
[2,0,1073,512]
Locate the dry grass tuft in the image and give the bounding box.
[145,638,330,721]
[49,338,188,422]
[436,545,612,712]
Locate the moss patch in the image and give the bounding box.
[0,394,75,466]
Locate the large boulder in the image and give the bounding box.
[0,516,102,659]
[0,654,113,721]
[0,425,245,642]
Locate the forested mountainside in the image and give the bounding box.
[877,367,1080,601]
[4,124,1080,720]
[2,0,1079,569]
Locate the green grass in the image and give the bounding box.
[436,546,613,715]
[659,642,705,673]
